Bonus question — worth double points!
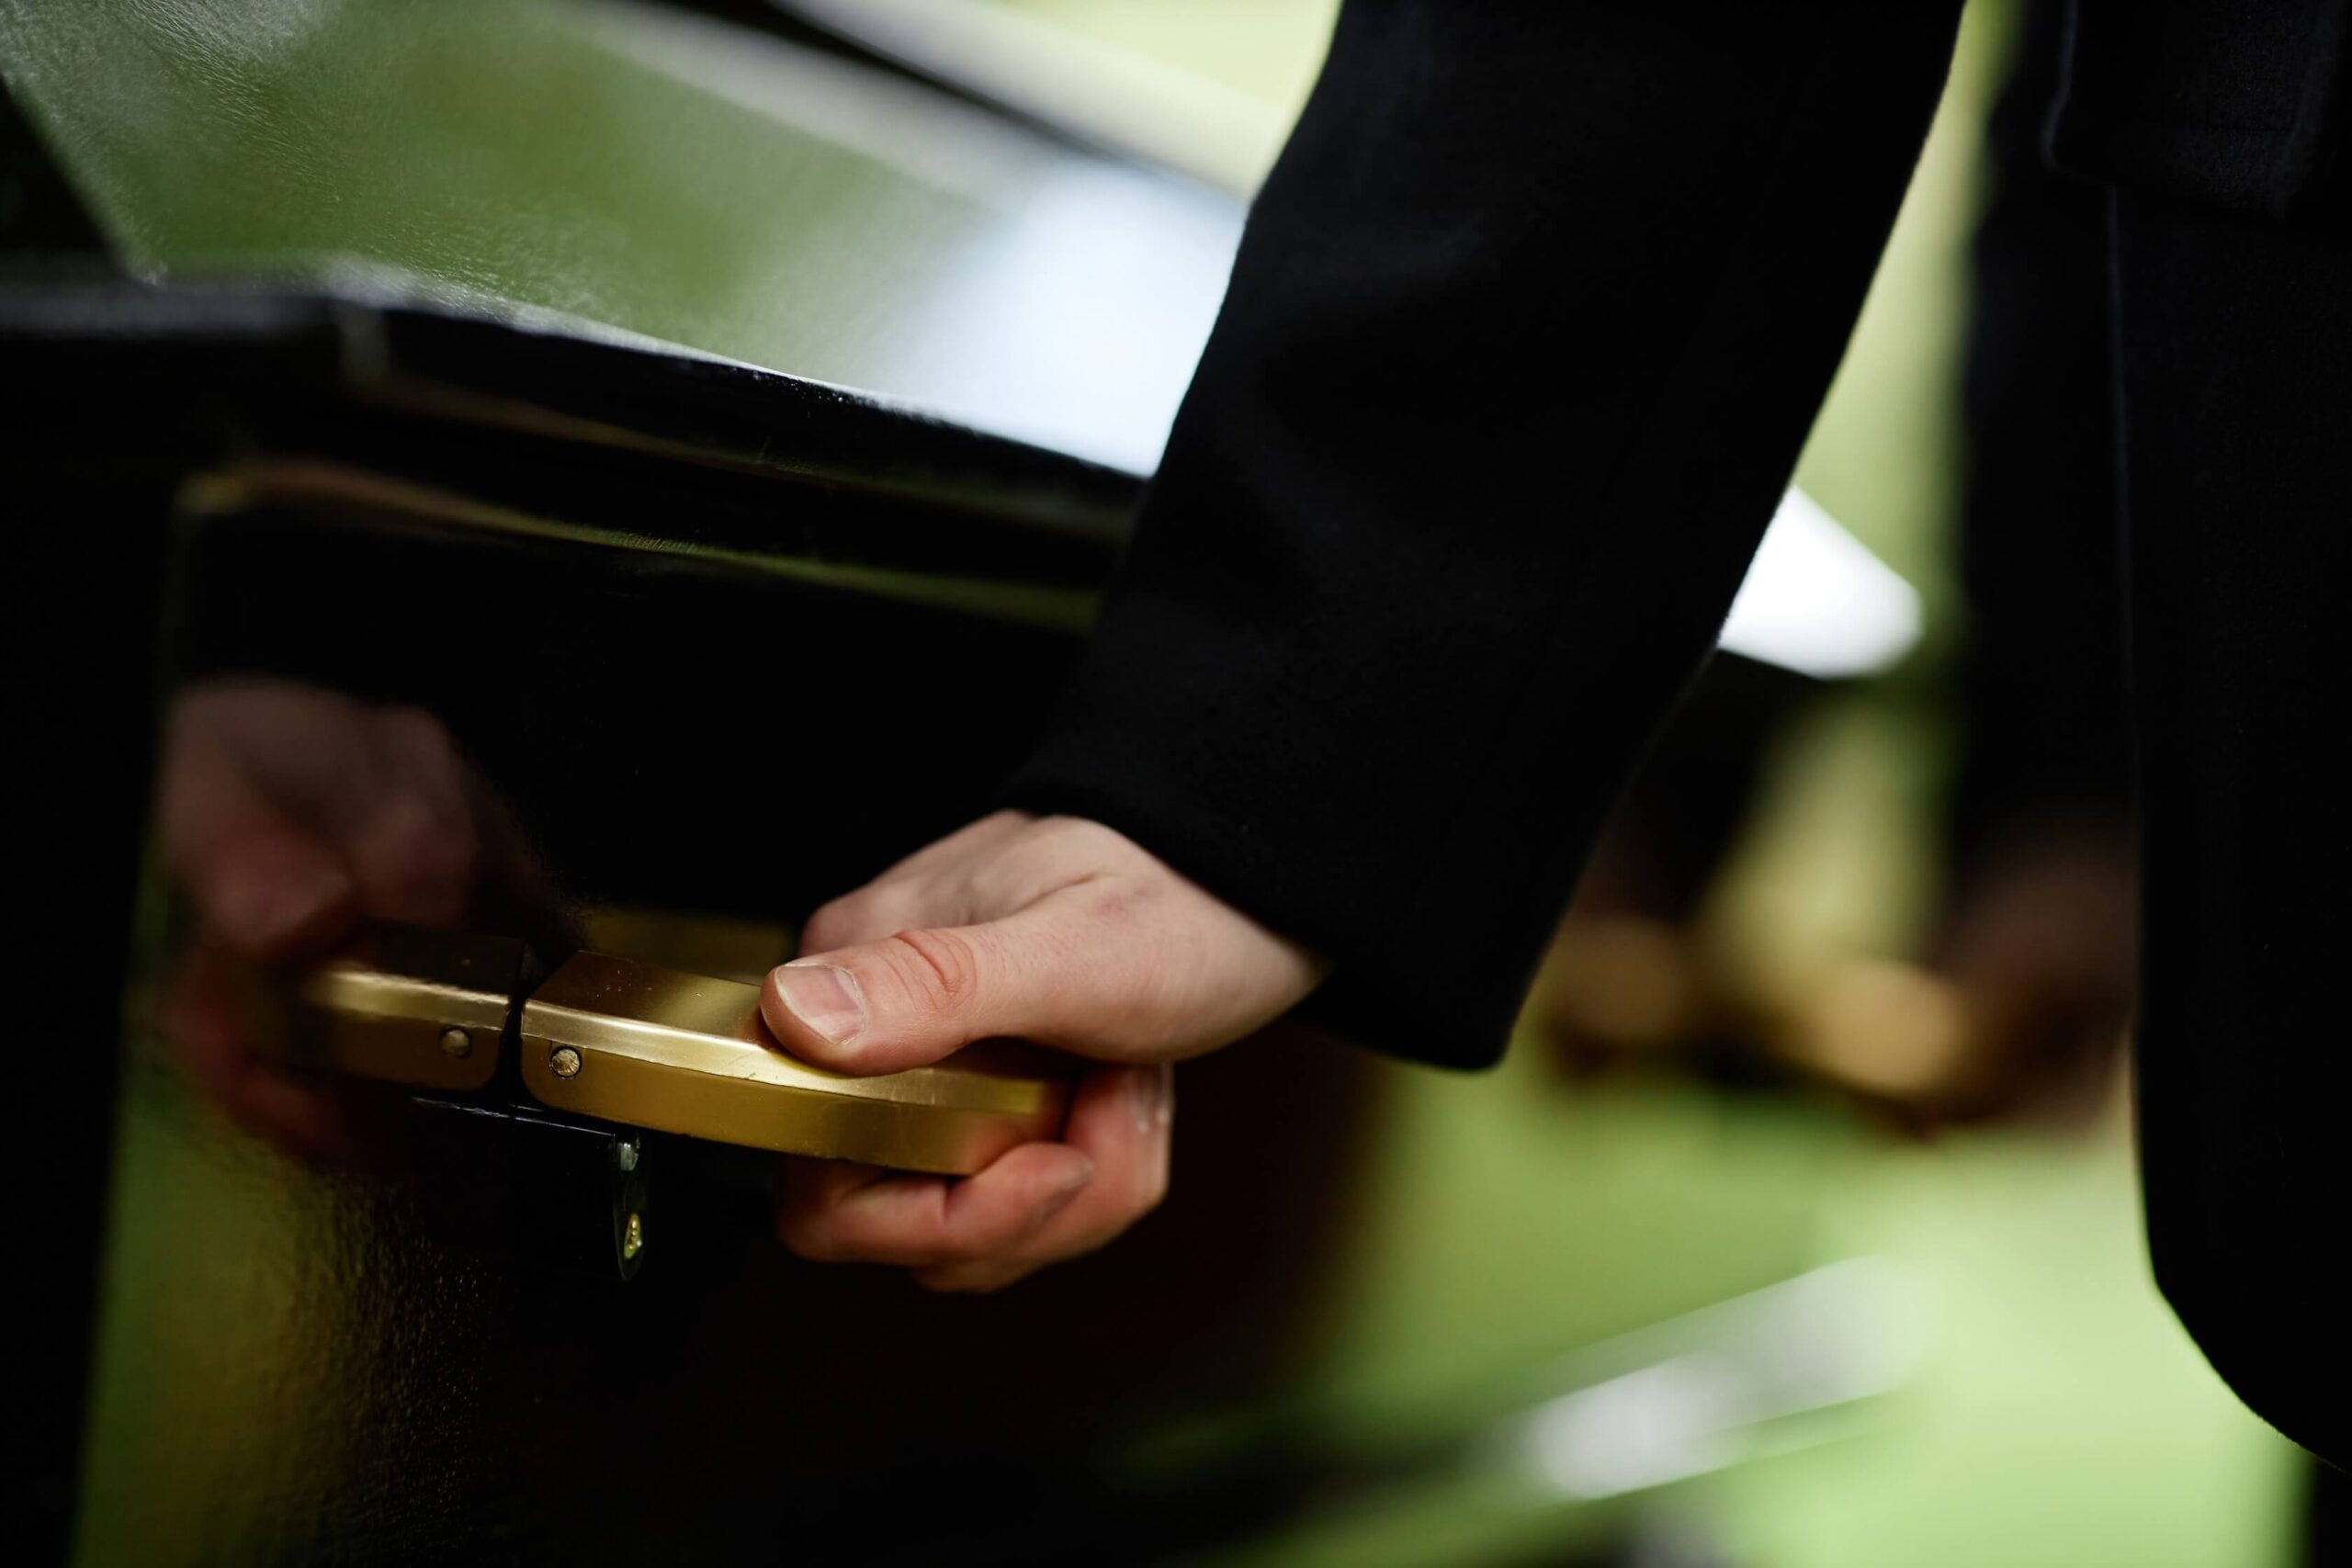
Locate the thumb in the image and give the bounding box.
[762,911,1112,1076]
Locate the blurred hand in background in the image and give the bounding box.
[155,680,558,1161]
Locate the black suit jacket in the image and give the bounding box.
[1007,0,2350,1466]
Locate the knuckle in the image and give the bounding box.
[1076,873,1155,927]
[885,926,984,1013]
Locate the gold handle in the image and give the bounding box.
[287,925,521,1092]
[519,952,1067,1175]
[277,931,1069,1174]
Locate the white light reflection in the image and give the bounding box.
[605,0,1241,474]
[1721,490,1924,679]
[1520,1258,1922,1500]
[883,164,1238,473]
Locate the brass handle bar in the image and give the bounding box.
[519,952,1067,1175]
[277,930,1068,1174]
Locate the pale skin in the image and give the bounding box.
[157,682,1328,1290]
[761,810,1327,1292]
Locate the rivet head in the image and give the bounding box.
[549,1045,583,1079]
[438,1028,473,1060]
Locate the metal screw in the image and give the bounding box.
[437,1028,473,1060]
[621,1211,645,1261]
[614,1136,640,1173]
[549,1045,582,1079]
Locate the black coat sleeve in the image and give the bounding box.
[1003,0,1965,1067]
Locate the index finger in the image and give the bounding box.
[773,1141,1097,1269]
[912,1061,1174,1293]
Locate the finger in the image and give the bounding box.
[163,778,355,959]
[342,708,481,927]
[796,816,1048,955]
[761,914,1059,1075]
[796,883,936,959]
[163,685,493,949]
[859,810,1034,887]
[763,884,1256,1075]
[162,953,264,1114]
[872,815,1111,926]
[915,1062,1172,1293]
[160,953,392,1164]
[773,1142,1094,1268]
[219,1062,400,1168]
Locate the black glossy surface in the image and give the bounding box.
[5,280,1376,1564]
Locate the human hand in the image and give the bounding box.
[762,811,1325,1292]
[156,680,556,1158]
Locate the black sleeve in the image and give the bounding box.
[1004,0,1965,1067]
